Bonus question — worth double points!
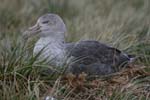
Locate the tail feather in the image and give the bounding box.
[128,54,137,63]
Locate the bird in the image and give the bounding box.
[23,13,134,76]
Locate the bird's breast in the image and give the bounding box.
[33,38,66,66]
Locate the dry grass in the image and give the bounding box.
[37,64,149,100]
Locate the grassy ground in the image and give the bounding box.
[0,0,150,100]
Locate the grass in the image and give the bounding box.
[0,0,150,100]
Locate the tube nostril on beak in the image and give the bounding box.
[22,23,41,40]
[29,23,40,30]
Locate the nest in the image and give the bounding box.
[44,64,150,100]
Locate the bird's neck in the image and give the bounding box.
[40,31,65,43]
[34,36,65,50]
[40,36,65,44]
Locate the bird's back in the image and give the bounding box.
[65,40,131,74]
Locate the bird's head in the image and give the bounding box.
[23,13,67,40]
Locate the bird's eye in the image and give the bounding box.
[42,21,49,24]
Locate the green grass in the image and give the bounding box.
[0,0,150,100]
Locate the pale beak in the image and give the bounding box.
[23,23,41,40]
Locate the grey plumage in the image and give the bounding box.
[65,40,130,75]
[23,13,134,76]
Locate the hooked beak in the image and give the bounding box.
[23,23,41,40]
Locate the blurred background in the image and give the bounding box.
[0,0,150,65]
[0,0,150,64]
[0,0,149,60]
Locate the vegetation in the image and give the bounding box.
[0,0,149,100]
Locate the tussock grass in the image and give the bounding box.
[0,0,150,100]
